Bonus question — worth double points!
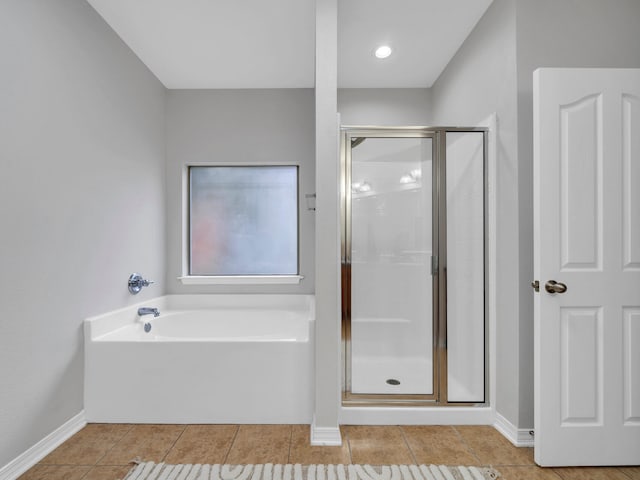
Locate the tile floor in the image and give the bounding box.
[19,424,640,480]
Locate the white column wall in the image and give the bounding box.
[312,0,342,444]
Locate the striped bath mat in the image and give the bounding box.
[124,463,500,480]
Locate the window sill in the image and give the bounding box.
[178,275,304,285]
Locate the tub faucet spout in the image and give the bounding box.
[138,307,160,317]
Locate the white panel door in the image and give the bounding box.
[534,68,640,466]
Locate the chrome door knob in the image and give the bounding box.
[545,280,567,294]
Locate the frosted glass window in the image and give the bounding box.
[189,166,298,276]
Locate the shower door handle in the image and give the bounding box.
[544,280,567,294]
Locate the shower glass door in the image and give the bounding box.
[342,127,487,405]
[343,131,435,398]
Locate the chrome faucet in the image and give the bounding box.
[137,307,160,317]
[137,307,159,333]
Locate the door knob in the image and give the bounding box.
[545,280,567,294]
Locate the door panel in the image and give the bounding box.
[623,308,640,424]
[349,136,433,395]
[559,307,602,425]
[445,132,485,403]
[559,94,602,270]
[534,67,640,466]
[623,94,640,270]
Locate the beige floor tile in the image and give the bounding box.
[164,424,238,464]
[39,424,132,465]
[23,421,638,480]
[288,425,351,465]
[498,466,564,480]
[553,467,636,480]
[18,465,91,480]
[225,425,292,465]
[401,425,481,466]
[98,424,185,465]
[83,465,134,480]
[620,467,640,479]
[75,424,134,443]
[344,426,414,465]
[455,426,534,466]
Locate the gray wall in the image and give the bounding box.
[338,88,432,125]
[165,90,315,294]
[4,0,639,467]
[0,0,166,467]
[431,0,640,429]
[514,0,640,428]
[430,0,520,426]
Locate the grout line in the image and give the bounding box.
[78,465,92,480]
[220,425,240,464]
[92,423,135,466]
[78,463,132,480]
[223,425,241,464]
[161,424,189,463]
[451,425,483,466]
[62,465,95,480]
[618,469,638,480]
[397,426,418,465]
[286,425,294,464]
[343,426,353,465]
[542,467,568,480]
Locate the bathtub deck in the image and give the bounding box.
[19,424,639,480]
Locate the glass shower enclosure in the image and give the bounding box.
[341,127,486,406]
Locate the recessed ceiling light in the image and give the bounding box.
[374,45,392,59]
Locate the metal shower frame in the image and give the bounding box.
[340,126,489,407]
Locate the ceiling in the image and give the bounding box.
[86,0,493,89]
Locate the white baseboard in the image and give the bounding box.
[494,412,534,447]
[310,416,342,446]
[0,411,87,480]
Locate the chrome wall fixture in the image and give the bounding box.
[128,273,154,294]
[305,193,316,211]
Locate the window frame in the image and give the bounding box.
[178,163,304,285]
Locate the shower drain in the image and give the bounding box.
[386,378,401,385]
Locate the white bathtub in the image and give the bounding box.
[84,294,314,424]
